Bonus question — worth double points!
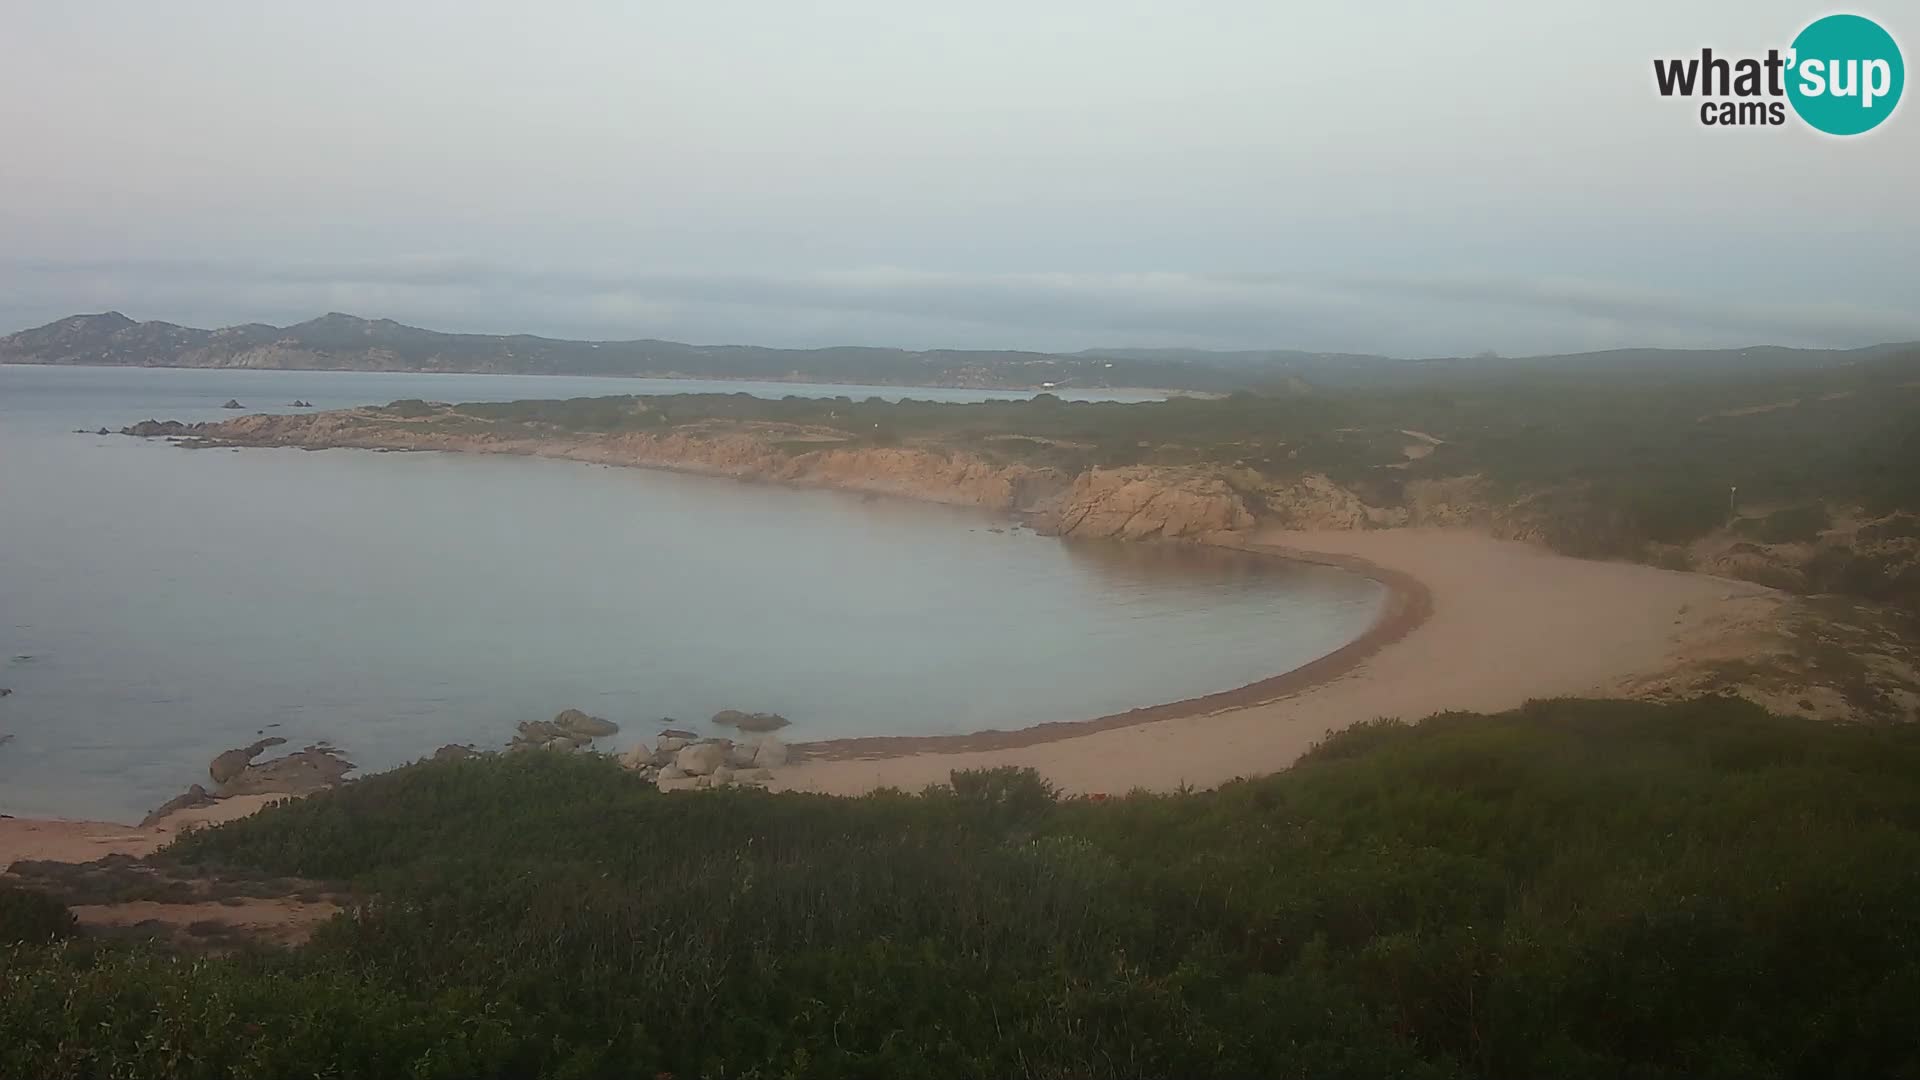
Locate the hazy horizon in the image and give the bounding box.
[9,305,1919,362]
[4,1,1915,355]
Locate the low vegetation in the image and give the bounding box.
[6,697,1920,1078]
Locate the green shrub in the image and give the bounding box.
[1734,503,1832,544]
[0,886,76,945]
[8,699,1920,1077]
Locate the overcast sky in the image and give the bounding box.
[2,1,1914,356]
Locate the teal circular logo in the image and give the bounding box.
[1787,14,1904,135]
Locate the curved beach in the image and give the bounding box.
[770,527,1781,796]
[2,526,1778,863]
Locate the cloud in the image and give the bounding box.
[4,257,1916,357]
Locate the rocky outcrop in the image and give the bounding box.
[121,419,199,437]
[1039,467,1256,540]
[221,399,244,410]
[1257,473,1395,531]
[138,784,217,827]
[675,742,727,776]
[712,709,790,733]
[209,737,287,785]
[752,738,789,769]
[620,731,788,791]
[508,709,620,752]
[217,743,354,796]
[553,708,619,738]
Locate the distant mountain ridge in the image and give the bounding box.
[4,311,1914,391]
[0,311,1235,391]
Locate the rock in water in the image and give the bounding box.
[0,687,10,698]
[218,743,355,796]
[739,712,790,733]
[675,742,727,777]
[221,399,244,409]
[121,419,193,437]
[552,708,619,738]
[712,709,791,733]
[209,736,287,785]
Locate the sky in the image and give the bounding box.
[1,1,1915,356]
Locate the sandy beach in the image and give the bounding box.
[2,526,1781,863]
[770,527,1781,796]
[0,795,285,866]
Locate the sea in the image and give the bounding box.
[0,364,1383,821]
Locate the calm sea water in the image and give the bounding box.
[0,365,1382,821]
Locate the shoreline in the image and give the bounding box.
[798,538,1432,760]
[768,527,1782,797]
[0,360,1194,400]
[4,425,1784,844]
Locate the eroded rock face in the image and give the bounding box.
[1043,467,1256,541]
[1262,474,1398,531]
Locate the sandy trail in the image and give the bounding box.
[771,527,1780,796]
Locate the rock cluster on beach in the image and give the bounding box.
[134,704,791,827]
[618,726,789,791]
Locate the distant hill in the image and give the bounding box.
[4,311,1914,392]
[0,312,1252,392]
[1076,342,1920,386]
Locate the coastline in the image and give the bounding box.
[768,527,1782,796]
[798,537,1434,760]
[4,421,1785,848]
[0,360,1194,400]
